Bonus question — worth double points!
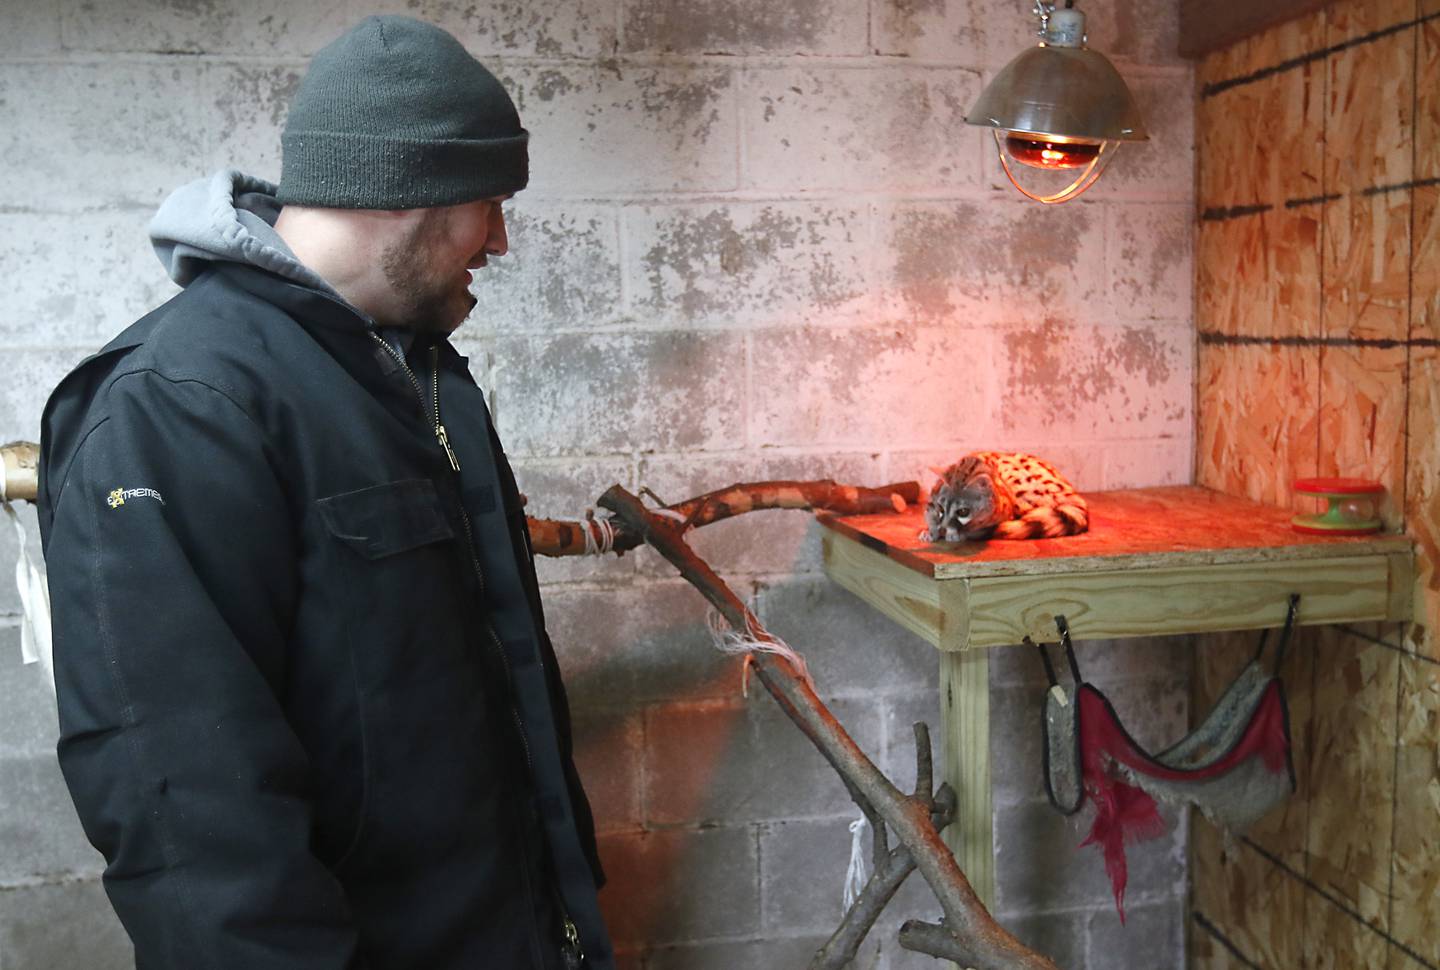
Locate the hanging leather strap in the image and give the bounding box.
[1253,593,1301,673]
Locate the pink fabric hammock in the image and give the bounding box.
[1036,598,1298,920]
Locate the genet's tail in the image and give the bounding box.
[992,502,1089,539]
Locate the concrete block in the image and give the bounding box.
[400,0,621,58]
[624,202,873,329]
[741,66,982,192]
[859,852,948,967]
[570,708,644,834]
[877,200,1109,328]
[748,325,999,449]
[872,0,1183,69]
[622,0,866,55]
[644,695,883,825]
[498,63,738,196]
[0,755,103,884]
[994,320,1192,442]
[1108,203,1193,321]
[1059,70,1195,203]
[60,0,617,57]
[1086,896,1185,969]
[986,907,1089,970]
[202,63,304,183]
[879,690,942,793]
[645,935,839,970]
[0,63,209,210]
[1103,436,1192,489]
[758,816,857,934]
[872,0,1034,67]
[0,626,59,759]
[596,826,759,946]
[0,879,132,970]
[990,633,1193,688]
[60,0,352,56]
[994,798,1187,913]
[0,349,96,445]
[989,675,1189,806]
[542,581,739,708]
[472,204,625,332]
[0,211,180,348]
[892,438,1107,501]
[490,330,745,457]
[0,5,60,55]
[509,455,637,586]
[633,451,887,579]
[757,579,936,696]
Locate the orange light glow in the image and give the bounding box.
[1004,134,1102,170]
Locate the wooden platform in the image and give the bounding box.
[817,485,1414,910]
[819,485,1414,651]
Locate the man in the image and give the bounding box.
[37,16,613,970]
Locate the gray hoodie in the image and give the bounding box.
[148,169,337,295]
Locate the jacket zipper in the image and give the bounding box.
[370,333,570,965]
[368,335,534,774]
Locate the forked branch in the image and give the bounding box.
[598,484,1057,970]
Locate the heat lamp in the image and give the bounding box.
[966,1,1148,204]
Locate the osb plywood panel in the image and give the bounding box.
[1305,627,1400,933]
[1388,654,1440,964]
[1318,345,1408,529]
[1301,890,1391,970]
[1322,0,1414,343]
[1198,342,1320,509]
[1325,0,1414,170]
[1322,188,1414,342]
[1198,13,1325,208]
[1409,172,1440,656]
[1420,9,1440,181]
[1198,209,1322,339]
[1407,344,1440,659]
[1389,946,1440,970]
[1191,818,1307,969]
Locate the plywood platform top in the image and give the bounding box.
[817,485,1411,580]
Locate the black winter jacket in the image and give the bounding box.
[37,259,613,970]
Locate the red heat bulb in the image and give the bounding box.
[1004,134,1102,170]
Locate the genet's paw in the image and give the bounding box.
[919,528,934,543]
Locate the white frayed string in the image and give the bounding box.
[650,507,689,526]
[843,816,868,910]
[3,495,53,691]
[705,609,816,698]
[577,510,617,557]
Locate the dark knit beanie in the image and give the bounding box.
[277,16,528,208]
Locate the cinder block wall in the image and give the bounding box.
[0,1,1195,967]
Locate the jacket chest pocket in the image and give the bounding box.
[316,479,471,694]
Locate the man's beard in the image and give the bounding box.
[378,211,478,333]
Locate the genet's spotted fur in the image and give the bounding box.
[921,451,1088,542]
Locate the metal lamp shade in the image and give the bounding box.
[966,45,1148,143]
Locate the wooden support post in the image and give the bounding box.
[940,648,993,910]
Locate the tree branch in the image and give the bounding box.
[532,479,919,557]
[598,484,1058,970]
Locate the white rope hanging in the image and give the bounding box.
[1,471,53,691]
[843,815,869,910]
[705,608,816,698]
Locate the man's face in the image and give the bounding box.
[378,196,509,333]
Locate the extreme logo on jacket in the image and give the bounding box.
[106,487,165,509]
